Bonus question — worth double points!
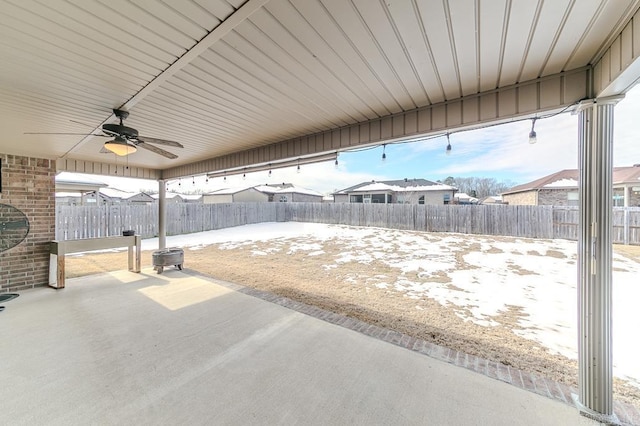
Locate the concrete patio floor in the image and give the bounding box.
[0,269,602,425]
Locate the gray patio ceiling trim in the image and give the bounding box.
[2,0,640,181]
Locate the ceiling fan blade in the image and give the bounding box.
[137,135,184,148]
[70,119,99,129]
[24,132,108,136]
[137,142,178,159]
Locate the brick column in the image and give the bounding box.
[0,155,56,292]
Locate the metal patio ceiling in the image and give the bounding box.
[1,0,639,179]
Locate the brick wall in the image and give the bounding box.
[502,190,538,205]
[0,154,55,292]
[538,189,578,206]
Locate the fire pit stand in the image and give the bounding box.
[152,248,184,274]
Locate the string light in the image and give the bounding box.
[381,144,386,162]
[297,159,301,173]
[445,133,452,155]
[192,176,195,185]
[529,118,538,144]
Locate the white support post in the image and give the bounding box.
[158,179,166,250]
[574,96,622,424]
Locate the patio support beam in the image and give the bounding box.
[574,95,623,424]
[158,179,166,250]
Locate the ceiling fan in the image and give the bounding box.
[26,109,183,159]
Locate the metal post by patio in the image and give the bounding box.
[574,96,623,424]
[158,179,166,250]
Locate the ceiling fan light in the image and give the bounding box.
[104,137,137,156]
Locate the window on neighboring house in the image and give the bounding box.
[418,196,425,205]
[567,191,579,206]
[371,194,385,203]
[443,193,450,205]
[279,196,288,202]
[268,194,274,202]
[350,194,363,203]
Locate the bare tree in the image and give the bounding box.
[439,177,515,199]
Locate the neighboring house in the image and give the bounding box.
[203,183,323,203]
[127,192,156,204]
[254,183,323,203]
[203,187,269,204]
[502,165,640,206]
[55,172,109,205]
[99,187,135,203]
[480,195,505,205]
[333,178,456,205]
[149,192,200,204]
[179,194,204,203]
[454,192,479,205]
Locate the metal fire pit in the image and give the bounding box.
[152,248,184,274]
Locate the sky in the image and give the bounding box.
[98,85,640,196]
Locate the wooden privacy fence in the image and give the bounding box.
[56,203,640,245]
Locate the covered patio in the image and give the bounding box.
[0,269,602,425]
[2,0,640,423]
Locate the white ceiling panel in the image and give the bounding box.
[541,0,604,77]
[478,0,508,92]
[1,0,639,176]
[499,1,539,87]
[518,0,573,82]
[448,0,480,97]
[415,0,462,100]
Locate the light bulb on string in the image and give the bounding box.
[445,134,452,156]
[382,144,387,162]
[529,118,537,144]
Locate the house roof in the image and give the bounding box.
[204,187,257,196]
[503,165,640,195]
[335,179,455,194]
[454,192,479,203]
[100,188,136,199]
[150,192,183,200]
[55,172,108,192]
[255,184,322,197]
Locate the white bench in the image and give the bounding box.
[49,235,141,289]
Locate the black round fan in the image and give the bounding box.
[0,203,30,253]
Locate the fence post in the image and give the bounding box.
[624,207,629,245]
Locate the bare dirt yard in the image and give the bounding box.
[64,226,640,408]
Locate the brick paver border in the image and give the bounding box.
[207,275,639,425]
